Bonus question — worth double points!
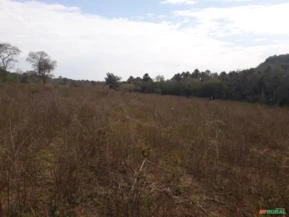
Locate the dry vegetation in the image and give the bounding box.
[0,84,289,217]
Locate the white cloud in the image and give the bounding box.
[161,0,197,5]
[0,0,288,81]
[174,2,289,35]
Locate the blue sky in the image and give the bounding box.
[1,0,289,80]
[36,0,172,17]
[34,0,288,17]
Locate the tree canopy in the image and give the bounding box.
[123,54,289,106]
[105,72,121,89]
[0,43,21,70]
[26,51,57,84]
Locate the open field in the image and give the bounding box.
[0,84,289,217]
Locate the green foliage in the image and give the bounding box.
[5,73,19,83]
[142,73,153,82]
[0,69,20,83]
[105,72,121,89]
[124,55,289,106]
[0,68,8,82]
[120,83,135,92]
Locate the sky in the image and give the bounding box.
[0,0,289,81]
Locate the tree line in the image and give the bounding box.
[106,55,289,106]
[1,42,289,106]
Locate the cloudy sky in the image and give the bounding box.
[0,0,289,80]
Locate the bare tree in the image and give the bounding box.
[0,43,21,71]
[26,51,57,84]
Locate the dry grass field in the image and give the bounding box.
[0,84,289,217]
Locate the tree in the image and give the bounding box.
[181,71,191,80]
[26,51,57,84]
[142,73,152,82]
[0,43,21,71]
[191,69,201,80]
[105,72,121,89]
[172,73,182,82]
[127,76,135,84]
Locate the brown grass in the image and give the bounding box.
[0,84,289,217]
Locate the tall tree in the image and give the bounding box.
[0,43,21,71]
[172,73,182,82]
[26,51,57,84]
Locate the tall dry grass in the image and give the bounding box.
[0,84,288,217]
